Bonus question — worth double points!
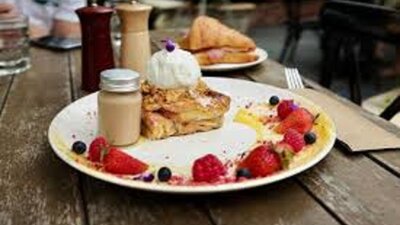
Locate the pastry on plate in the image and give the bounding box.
[179,16,258,66]
[141,40,230,139]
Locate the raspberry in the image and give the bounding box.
[277,100,298,120]
[283,129,305,152]
[192,154,226,182]
[240,144,282,177]
[88,136,109,162]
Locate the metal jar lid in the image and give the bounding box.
[100,69,140,92]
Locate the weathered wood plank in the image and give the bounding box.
[368,151,400,176]
[0,76,12,114]
[83,178,213,225]
[207,179,341,225]
[0,48,84,225]
[298,149,400,225]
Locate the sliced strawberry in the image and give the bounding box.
[240,144,282,177]
[103,148,148,175]
[88,136,109,162]
[275,108,313,134]
[283,129,306,152]
[277,100,298,120]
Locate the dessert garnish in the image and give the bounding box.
[276,108,313,134]
[236,168,252,180]
[72,141,87,154]
[142,173,155,182]
[282,129,305,152]
[304,132,317,144]
[277,100,298,120]
[88,136,109,162]
[269,95,280,106]
[192,154,226,183]
[239,144,282,177]
[147,40,201,89]
[103,148,148,175]
[157,167,172,182]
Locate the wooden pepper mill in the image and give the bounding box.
[76,4,115,92]
[116,1,152,78]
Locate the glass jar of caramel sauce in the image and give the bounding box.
[98,69,142,146]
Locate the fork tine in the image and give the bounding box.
[290,69,301,89]
[287,68,297,89]
[293,69,304,88]
[285,68,304,89]
[285,68,293,89]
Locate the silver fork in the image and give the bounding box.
[285,68,304,89]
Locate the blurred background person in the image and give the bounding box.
[0,0,85,38]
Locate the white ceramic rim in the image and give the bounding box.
[200,48,268,72]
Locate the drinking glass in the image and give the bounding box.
[0,15,30,77]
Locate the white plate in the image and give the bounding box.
[48,78,336,194]
[200,48,268,72]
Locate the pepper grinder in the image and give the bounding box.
[116,1,152,78]
[76,4,115,92]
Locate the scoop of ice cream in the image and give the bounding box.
[147,44,201,89]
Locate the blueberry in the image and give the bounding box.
[165,40,175,52]
[157,167,172,182]
[236,168,252,179]
[72,141,86,154]
[142,173,155,182]
[304,132,317,144]
[269,96,280,105]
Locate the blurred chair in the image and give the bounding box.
[362,88,400,126]
[279,0,322,63]
[319,0,400,104]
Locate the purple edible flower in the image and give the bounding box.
[290,103,299,111]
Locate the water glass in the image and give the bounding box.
[0,15,30,77]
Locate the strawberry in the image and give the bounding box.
[192,154,226,182]
[275,108,313,134]
[103,148,148,175]
[88,136,109,162]
[277,100,298,120]
[240,144,282,177]
[283,129,305,152]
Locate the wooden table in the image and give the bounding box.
[1,30,399,225]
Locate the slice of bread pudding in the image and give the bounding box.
[141,80,230,139]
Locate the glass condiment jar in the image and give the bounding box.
[98,69,142,146]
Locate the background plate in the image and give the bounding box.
[200,48,268,72]
[48,78,335,194]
